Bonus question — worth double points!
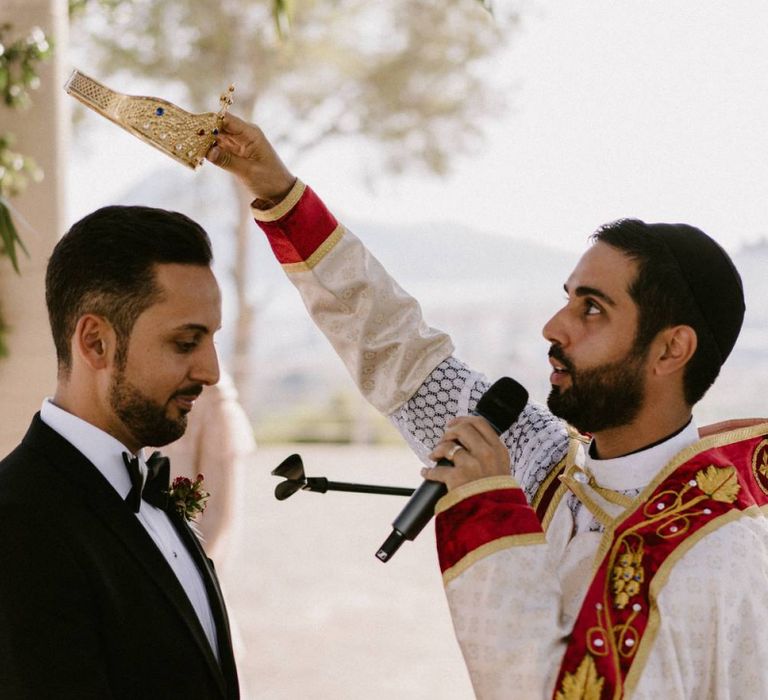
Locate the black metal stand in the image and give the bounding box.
[271,453,414,501]
[304,477,413,496]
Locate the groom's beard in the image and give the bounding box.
[109,368,194,447]
[546,343,648,434]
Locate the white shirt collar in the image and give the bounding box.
[40,398,146,500]
[584,419,700,491]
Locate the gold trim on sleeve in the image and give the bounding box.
[281,224,346,273]
[251,178,307,222]
[442,532,547,586]
[435,475,520,514]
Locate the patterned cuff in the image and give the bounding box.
[251,178,306,222]
[436,477,545,582]
[252,179,343,268]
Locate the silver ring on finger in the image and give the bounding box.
[446,443,465,461]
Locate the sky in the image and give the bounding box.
[70,0,768,254]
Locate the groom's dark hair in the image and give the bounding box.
[46,205,213,374]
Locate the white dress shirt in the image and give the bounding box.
[40,398,219,659]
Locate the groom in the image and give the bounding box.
[0,205,239,698]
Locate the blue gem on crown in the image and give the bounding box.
[155,107,165,116]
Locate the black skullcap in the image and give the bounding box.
[643,222,745,365]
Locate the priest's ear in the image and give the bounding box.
[72,314,117,371]
[651,324,698,378]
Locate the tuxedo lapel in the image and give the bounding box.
[21,416,227,696]
[167,510,239,697]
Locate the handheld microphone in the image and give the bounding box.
[375,377,529,562]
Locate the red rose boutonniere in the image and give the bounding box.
[168,474,210,522]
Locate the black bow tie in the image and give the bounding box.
[122,451,171,513]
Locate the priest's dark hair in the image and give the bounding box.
[46,205,214,375]
[593,218,745,406]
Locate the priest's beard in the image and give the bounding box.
[109,367,188,448]
[546,344,648,434]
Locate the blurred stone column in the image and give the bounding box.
[0,0,68,453]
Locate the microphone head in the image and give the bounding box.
[475,377,529,434]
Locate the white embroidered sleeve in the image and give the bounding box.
[252,181,569,492]
[390,357,569,500]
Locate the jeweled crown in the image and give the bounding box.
[64,69,234,170]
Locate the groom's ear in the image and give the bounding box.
[72,314,117,371]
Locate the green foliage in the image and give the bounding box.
[0,21,52,357]
[0,23,52,108]
[477,0,494,14]
[0,133,39,271]
[0,198,29,275]
[0,133,41,200]
[68,0,123,17]
[0,23,51,271]
[272,0,294,39]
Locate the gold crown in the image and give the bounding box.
[64,69,234,170]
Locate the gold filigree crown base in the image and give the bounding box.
[65,69,234,170]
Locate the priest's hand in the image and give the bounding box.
[423,416,511,491]
[206,114,297,208]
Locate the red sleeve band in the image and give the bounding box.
[436,488,543,574]
[256,185,339,265]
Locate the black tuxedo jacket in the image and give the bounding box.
[0,415,239,699]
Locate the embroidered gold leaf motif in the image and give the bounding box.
[555,655,605,700]
[759,453,768,480]
[695,465,740,503]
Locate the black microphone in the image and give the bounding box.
[375,377,529,562]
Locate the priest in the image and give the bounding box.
[209,114,768,699]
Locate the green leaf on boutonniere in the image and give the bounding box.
[0,197,28,274]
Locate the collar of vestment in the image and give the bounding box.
[40,398,146,501]
[583,419,699,492]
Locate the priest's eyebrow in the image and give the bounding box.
[563,283,617,307]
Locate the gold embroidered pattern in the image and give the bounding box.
[559,466,613,529]
[751,439,768,495]
[555,655,605,700]
[589,464,740,681]
[695,464,741,502]
[561,431,768,699]
[611,540,644,610]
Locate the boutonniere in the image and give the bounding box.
[168,474,210,522]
